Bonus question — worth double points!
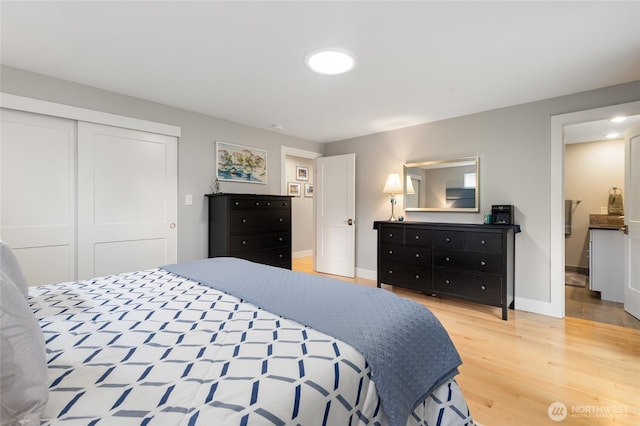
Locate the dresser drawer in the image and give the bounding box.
[435,249,503,274]
[230,232,289,252]
[433,248,467,269]
[230,210,290,232]
[432,230,464,249]
[230,198,290,210]
[405,228,432,247]
[380,261,431,291]
[379,225,404,244]
[466,231,503,253]
[464,252,504,274]
[381,244,431,265]
[239,247,291,267]
[433,269,502,305]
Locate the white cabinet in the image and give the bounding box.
[589,228,624,303]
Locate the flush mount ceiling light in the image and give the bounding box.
[611,116,627,123]
[305,48,356,75]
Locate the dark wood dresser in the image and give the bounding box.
[207,194,292,269]
[373,221,519,320]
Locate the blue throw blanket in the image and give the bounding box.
[163,258,461,426]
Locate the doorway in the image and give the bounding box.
[551,101,640,325]
[281,146,322,265]
[563,124,639,329]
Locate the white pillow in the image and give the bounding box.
[0,273,48,425]
[0,240,28,298]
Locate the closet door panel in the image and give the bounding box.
[77,122,177,279]
[0,108,76,285]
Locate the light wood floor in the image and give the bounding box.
[293,257,640,426]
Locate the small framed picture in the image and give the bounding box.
[304,183,313,197]
[296,166,309,181]
[288,182,301,197]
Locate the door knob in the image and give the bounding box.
[169,223,176,229]
[346,218,354,226]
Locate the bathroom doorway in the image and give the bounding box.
[563,115,640,329]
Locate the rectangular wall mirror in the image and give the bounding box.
[404,156,479,212]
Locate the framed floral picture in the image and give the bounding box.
[216,141,267,184]
[288,182,301,197]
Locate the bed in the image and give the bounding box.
[1,243,473,426]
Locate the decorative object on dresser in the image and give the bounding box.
[492,204,514,225]
[207,194,292,269]
[382,173,404,221]
[374,221,520,320]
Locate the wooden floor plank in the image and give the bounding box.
[292,257,640,425]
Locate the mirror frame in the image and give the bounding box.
[403,156,479,212]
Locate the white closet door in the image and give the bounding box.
[77,122,177,279]
[0,108,76,285]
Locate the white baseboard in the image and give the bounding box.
[292,250,313,259]
[356,267,377,281]
[514,297,559,318]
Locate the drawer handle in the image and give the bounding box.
[415,235,420,240]
[388,250,393,255]
[480,285,487,291]
[445,237,451,242]
[415,253,420,258]
[234,201,240,206]
[266,202,271,206]
[279,237,284,242]
[415,274,420,279]
[445,279,451,285]
[389,233,393,237]
[481,240,486,245]
[278,254,283,258]
[255,202,260,206]
[241,218,247,223]
[480,261,486,266]
[388,270,393,274]
[445,257,450,262]
[279,218,283,222]
[242,240,247,245]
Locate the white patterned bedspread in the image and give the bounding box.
[30,268,472,425]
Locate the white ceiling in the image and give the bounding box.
[565,114,640,144]
[1,1,639,143]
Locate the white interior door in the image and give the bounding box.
[315,153,355,277]
[0,109,76,285]
[624,125,640,319]
[77,122,177,279]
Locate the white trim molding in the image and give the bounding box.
[0,93,181,137]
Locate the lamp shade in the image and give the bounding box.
[406,177,415,195]
[383,173,403,194]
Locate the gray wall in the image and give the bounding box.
[0,65,324,262]
[324,81,640,304]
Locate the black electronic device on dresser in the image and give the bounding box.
[373,221,520,320]
[207,194,292,269]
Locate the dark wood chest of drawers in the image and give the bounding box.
[374,221,518,320]
[207,194,292,269]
